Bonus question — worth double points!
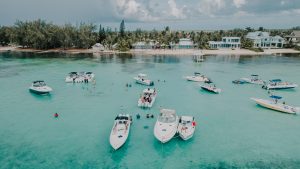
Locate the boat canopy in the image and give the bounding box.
[251,74,258,76]
[115,114,129,120]
[194,72,201,75]
[270,95,282,99]
[270,79,282,82]
[69,72,78,74]
[86,72,93,74]
[33,80,45,83]
[181,116,194,122]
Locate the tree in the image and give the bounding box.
[241,38,254,49]
[120,20,125,37]
[258,26,264,31]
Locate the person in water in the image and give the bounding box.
[54,113,59,118]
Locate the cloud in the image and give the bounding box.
[233,0,246,8]
[167,0,186,19]
[198,0,225,16]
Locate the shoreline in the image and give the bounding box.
[1,46,300,56]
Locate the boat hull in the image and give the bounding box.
[154,117,179,143]
[29,87,52,95]
[251,98,298,114]
[109,122,131,150]
[201,86,221,94]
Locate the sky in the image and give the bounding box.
[0,0,300,30]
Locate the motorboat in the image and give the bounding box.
[262,79,298,90]
[251,95,300,114]
[177,116,196,141]
[65,72,95,83]
[133,73,154,86]
[154,109,179,143]
[232,79,247,84]
[200,83,221,94]
[29,80,52,94]
[240,75,265,85]
[185,72,211,83]
[109,114,132,150]
[138,88,157,108]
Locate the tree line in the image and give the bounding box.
[0,19,297,51]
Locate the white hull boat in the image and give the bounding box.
[29,81,52,94]
[251,97,300,114]
[138,88,157,108]
[200,84,221,94]
[262,79,298,90]
[154,109,179,143]
[65,72,95,83]
[240,75,264,85]
[177,116,196,141]
[134,73,154,86]
[109,114,132,150]
[185,72,211,82]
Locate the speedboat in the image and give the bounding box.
[262,79,298,90]
[177,116,196,141]
[232,79,247,84]
[138,88,157,108]
[251,95,300,114]
[185,72,211,83]
[200,83,221,94]
[154,109,179,143]
[65,72,95,83]
[133,73,154,86]
[29,81,52,94]
[240,75,264,85]
[109,114,132,150]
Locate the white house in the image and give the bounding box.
[209,37,241,49]
[246,31,285,48]
[178,38,194,49]
[132,41,155,49]
[285,30,300,46]
[92,43,105,51]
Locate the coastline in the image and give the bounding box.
[1,46,300,56]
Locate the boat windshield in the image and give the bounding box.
[33,81,46,87]
[158,113,176,123]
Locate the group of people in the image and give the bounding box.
[141,88,156,104]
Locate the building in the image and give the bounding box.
[92,43,105,51]
[246,31,284,48]
[178,38,194,49]
[132,41,155,49]
[209,37,241,49]
[285,30,300,46]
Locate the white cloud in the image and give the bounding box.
[198,0,225,16]
[233,0,246,8]
[167,0,186,19]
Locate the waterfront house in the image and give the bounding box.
[132,41,155,49]
[285,31,300,46]
[178,38,194,49]
[246,31,284,48]
[92,43,105,51]
[209,37,241,49]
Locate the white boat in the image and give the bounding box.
[251,96,300,114]
[185,72,211,83]
[240,75,264,85]
[262,79,298,90]
[65,72,95,83]
[200,84,221,94]
[177,116,196,141]
[109,114,132,150]
[29,81,52,94]
[154,109,179,143]
[138,88,157,108]
[133,73,154,86]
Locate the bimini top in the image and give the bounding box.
[270,79,282,82]
[194,72,201,75]
[251,74,259,76]
[270,95,282,99]
[115,114,129,120]
[69,72,78,75]
[86,72,93,75]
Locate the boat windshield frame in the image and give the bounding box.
[158,112,176,123]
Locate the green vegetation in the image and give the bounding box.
[0,19,299,51]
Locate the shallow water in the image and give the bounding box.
[0,52,300,169]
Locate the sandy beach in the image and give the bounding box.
[1,46,300,56]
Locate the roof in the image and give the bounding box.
[286,30,300,38]
[246,31,270,39]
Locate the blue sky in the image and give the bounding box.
[0,0,300,30]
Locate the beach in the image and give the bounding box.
[1,46,300,56]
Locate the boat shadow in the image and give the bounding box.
[29,92,53,100]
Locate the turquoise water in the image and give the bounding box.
[1,52,300,169]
